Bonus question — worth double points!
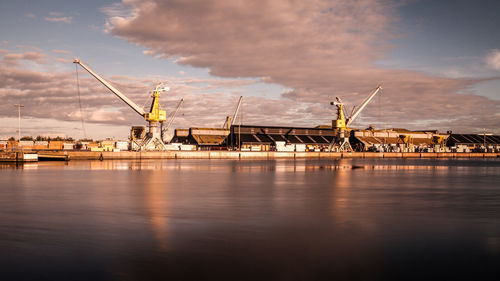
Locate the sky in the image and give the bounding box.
[0,0,499,140]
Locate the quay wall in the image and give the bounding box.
[2,151,498,161]
[1,151,499,162]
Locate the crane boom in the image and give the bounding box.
[346,85,382,127]
[231,96,243,127]
[163,98,183,133]
[73,59,146,116]
[222,96,243,129]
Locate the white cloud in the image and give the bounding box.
[102,0,500,133]
[486,49,500,70]
[51,49,71,54]
[100,2,138,18]
[44,16,72,24]
[2,51,46,65]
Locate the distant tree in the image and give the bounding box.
[78,138,94,142]
[46,136,75,142]
[20,136,33,141]
[8,136,15,141]
[35,136,48,141]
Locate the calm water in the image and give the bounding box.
[0,158,499,280]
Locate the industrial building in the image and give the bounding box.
[157,124,500,153]
[350,128,448,152]
[447,134,500,152]
[226,125,334,151]
[170,125,335,151]
[171,128,229,149]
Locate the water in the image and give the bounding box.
[0,158,499,280]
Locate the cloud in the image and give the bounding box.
[51,49,71,54]
[101,0,500,133]
[25,13,36,19]
[44,14,72,24]
[2,51,46,66]
[486,49,500,70]
[100,2,137,18]
[0,49,299,138]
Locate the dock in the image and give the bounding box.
[1,151,499,162]
[0,151,38,162]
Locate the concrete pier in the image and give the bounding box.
[0,151,38,162]
[2,150,498,161]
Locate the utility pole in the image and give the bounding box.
[14,104,24,140]
[238,113,241,151]
[484,128,486,152]
[480,128,492,152]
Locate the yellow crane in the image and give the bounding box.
[330,85,382,152]
[73,59,170,150]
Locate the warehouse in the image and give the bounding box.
[350,128,448,152]
[171,128,229,149]
[446,134,500,152]
[227,125,335,151]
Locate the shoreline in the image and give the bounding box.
[1,150,499,162]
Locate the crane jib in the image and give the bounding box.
[346,86,382,127]
[73,59,146,117]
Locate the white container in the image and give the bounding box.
[295,144,306,152]
[19,141,34,147]
[164,144,181,150]
[23,153,38,161]
[63,143,74,150]
[115,141,130,151]
[180,145,196,151]
[167,143,182,150]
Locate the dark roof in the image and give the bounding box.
[231,124,334,136]
[228,125,335,146]
[269,135,286,142]
[239,134,260,144]
[254,134,273,143]
[447,134,500,145]
[286,135,302,144]
[310,135,330,144]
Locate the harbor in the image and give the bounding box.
[1,1,500,280]
[4,59,499,160]
[0,150,499,163]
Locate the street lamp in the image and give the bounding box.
[14,104,24,140]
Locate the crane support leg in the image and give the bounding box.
[135,122,167,151]
[328,129,352,152]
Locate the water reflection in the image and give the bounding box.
[144,170,170,252]
[2,158,498,173]
[0,159,499,280]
